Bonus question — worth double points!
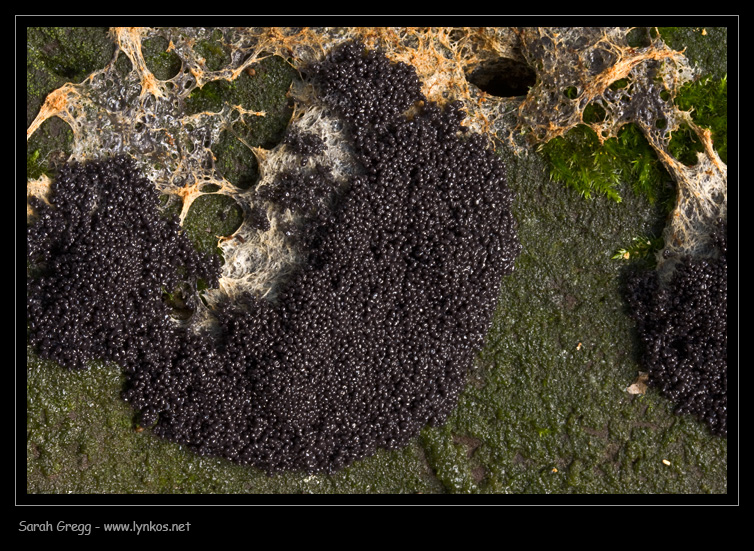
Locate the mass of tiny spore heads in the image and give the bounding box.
[27,157,222,372]
[626,220,728,437]
[26,40,520,473]
[282,129,326,157]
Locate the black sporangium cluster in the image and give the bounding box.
[257,166,337,220]
[27,40,520,473]
[625,221,728,437]
[282,129,326,157]
[27,156,221,372]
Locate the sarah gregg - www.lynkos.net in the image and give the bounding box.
[19,520,192,535]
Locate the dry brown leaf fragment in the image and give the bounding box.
[626,371,649,395]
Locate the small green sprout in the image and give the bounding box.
[612,234,664,262]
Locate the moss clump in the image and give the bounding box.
[612,234,665,267]
[541,71,727,205]
[539,28,726,206]
[669,75,728,166]
[27,149,46,180]
[541,123,673,205]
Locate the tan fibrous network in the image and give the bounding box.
[27,27,726,303]
[511,27,726,277]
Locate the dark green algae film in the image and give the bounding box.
[26,26,729,495]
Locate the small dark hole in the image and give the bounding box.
[465,58,537,98]
[627,28,652,48]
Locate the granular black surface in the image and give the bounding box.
[626,221,728,437]
[27,156,222,372]
[26,40,520,473]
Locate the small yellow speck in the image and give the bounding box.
[701,28,707,36]
[662,459,671,466]
[576,342,582,351]
[551,467,558,473]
